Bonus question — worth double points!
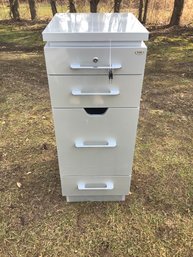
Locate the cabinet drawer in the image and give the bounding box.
[61,175,131,196]
[44,44,147,75]
[53,108,139,176]
[48,75,143,108]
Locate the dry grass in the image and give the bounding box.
[0,0,193,25]
[0,22,193,256]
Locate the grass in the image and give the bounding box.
[0,0,193,25]
[0,22,193,256]
[0,23,44,49]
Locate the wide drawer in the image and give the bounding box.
[60,175,131,196]
[48,75,143,108]
[53,108,139,176]
[44,44,147,75]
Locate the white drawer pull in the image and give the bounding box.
[70,64,122,70]
[78,182,114,190]
[75,138,116,148]
[71,88,120,96]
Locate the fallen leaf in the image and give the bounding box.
[180,93,184,99]
[17,182,22,188]
[181,116,187,121]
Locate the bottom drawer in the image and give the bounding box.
[61,175,131,196]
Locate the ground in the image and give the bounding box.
[0,21,193,257]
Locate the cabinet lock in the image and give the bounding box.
[93,57,99,63]
[108,69,113,80]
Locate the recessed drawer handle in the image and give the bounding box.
[70,64,122,70]
[71,88,120,96]
[75,138,116,148]
[78,182,114,190]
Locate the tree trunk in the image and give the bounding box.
[169,0,184,26]
[142,0,149,24]
[9,0,20,21]
[28,0,37,20]
[50,0,57,16]
[138,0,143,22]
[90,0,100,13]
[114,0,122,13]
[68,0,76,13]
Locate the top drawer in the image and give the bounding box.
[44,43,147,75]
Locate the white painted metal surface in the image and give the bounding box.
[77,181,114,190]
[42,13,149,41]
[44,43,147,75]
[47,75,144,108]
[66,195,125,202]
[60,175,131,196]
[52,108,139,176]
[42,13,149,202]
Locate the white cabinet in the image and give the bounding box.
[42,13,149,202]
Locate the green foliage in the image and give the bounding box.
[0,24,44,49]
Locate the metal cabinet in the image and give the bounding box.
[42,13,149,202]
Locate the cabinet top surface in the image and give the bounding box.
[42,13,149,42]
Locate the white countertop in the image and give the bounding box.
[42,13,149,42]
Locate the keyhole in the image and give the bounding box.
[93,57,98,63]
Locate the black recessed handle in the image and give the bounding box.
[84,108,108,115]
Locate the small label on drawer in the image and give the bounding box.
[135,50,145,55]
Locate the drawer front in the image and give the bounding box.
[44,45,147,75]
[53,108,139,176]
[61,175,131,196]
[48,75,143,108]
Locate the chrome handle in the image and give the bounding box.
[70,64,122,70]
[78,182,114,190]
[74,138,116,148]
[71,88,120,96]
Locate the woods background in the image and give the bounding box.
[0,0,192,27]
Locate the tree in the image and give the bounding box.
[9,0,20,21]
[50,0,57,16]
[114,0,122,13]
[169,0,184,26]
[138,0,143,22]
[138,0,149,24]
[90,0,100,13]
[28,0,37,20]
[68,0,76,13]
[142,0,149,24]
